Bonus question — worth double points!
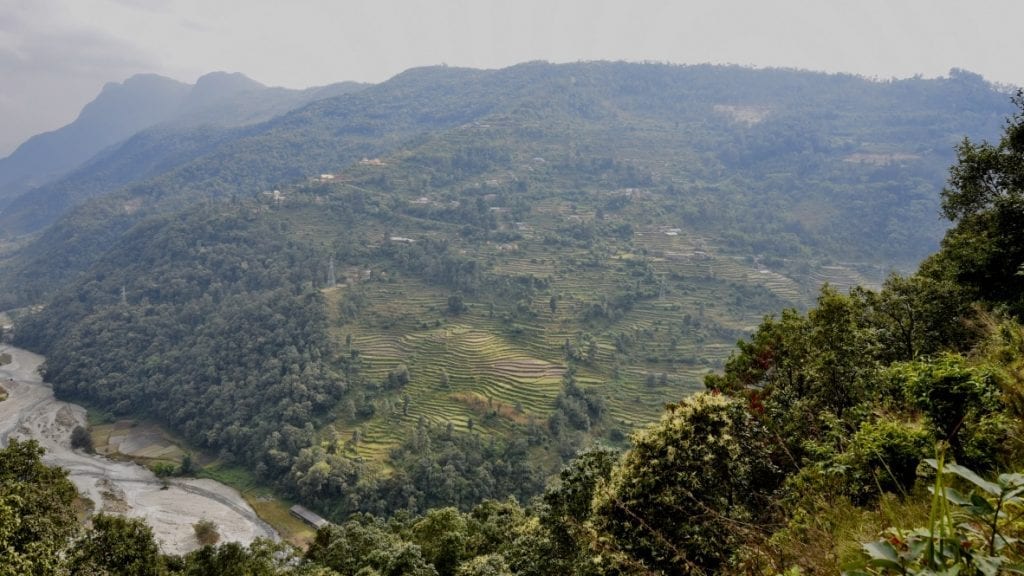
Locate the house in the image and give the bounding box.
[289,505,330,529]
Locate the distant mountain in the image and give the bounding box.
[0,67,479,238]
[0,62,1014,308]
[0,72,368,211]
[0,74,190,205]
[172,71,366,129]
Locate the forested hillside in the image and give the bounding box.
[0,64,1011,297]
[6,87,1024,576]
[4,63,1018,524]
[0,71,366,224]
[0,74,191,206]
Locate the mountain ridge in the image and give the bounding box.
[0,71,369,211]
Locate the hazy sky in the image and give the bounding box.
[1,0,1021,156]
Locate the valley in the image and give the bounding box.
[0,344,277,555]
[0,62,1019,557]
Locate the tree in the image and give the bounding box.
[0,439,79,576]
[855,274,975,363]
[411,507,468,576]
[456,554,511,576]
[890,353,1006,469]
[66,514,161,576]
[306,519,437,576]
[927,89,1024,316]
[529,447,618,576]
[591,393,780,574]
[447,294,467,315]
[180,539,325,576]
[70,425,94,453]
[179,452,196,475]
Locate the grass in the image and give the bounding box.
[249,499,317,549]
[770,490,932,574]
[199,462,317,549]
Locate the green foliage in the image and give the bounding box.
[67,513,162,576]
[306,517,438,576]
[178,453,195,476]
[151,462,176,479]
[890,354,1006,469]
[925,89,1024,317]
[535,447,618,576]
[70,425,94,453]
[4,65,1024,576]
[840,419,931,502]
[0,439,79,576]
[179,538,334,576]
[849,454,1024,575]
[455,554,512,576]
[412,508,469,576]
[15,206,340,484]
[591,392,781,574]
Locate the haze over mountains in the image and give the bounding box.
[0,71,366,209]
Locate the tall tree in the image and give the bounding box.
[927,89,1024,316]
[0,439,79,576]
[66,514,161,576]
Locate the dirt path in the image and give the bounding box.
[0,344,278,555]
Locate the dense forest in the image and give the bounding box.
[5,89,1024,575]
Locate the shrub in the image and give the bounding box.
[841,419,930,502]
[891,354,1006,469]
[70,425,94,453]
[591,393,782,574]
[193,519,220,546]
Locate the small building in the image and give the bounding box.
[289,505,330,530]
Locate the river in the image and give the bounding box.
[0,344,278,555]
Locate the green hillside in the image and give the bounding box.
[0,63,1011,307]
[6,86,1024,576]
[4,63,1019,523]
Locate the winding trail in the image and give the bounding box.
[0,344,278,555]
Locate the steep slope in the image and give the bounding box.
[0,66,502,296]
[0,74,190,205]
[0,72,367,219]
[3,63,1019,521]
[0,63,1012,306]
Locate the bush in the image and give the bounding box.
[892,354,1006,469]
[70,425,94,453]
[193,519,220,546]
[841,419,930,502]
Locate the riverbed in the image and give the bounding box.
[0,344,278,555]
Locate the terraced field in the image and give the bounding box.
[321,227,808,459]
[279,159,900,467]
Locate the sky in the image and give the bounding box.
[1,0,1022,156]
